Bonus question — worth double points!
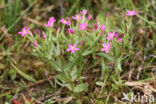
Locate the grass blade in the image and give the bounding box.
[11,63,36,82]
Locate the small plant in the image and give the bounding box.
[18,9,137,98]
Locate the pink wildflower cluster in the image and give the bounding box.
[100,31,124,53]
[18,9,134,53]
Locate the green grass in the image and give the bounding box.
[0,0,21,33]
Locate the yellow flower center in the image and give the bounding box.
[105,46,108,50]
[82,26,85,29]
[130,12,133,15]
[71,46,74,49]
[24,30,26,33]
[110,34,113,37]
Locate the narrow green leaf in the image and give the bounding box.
[8,0,13,25]
[56,44,61,56]
[64,83,72,91]
[49,61,62,72]
[64,62,75,72]
[14,0,20,20]
[116,58,122,71]
[11,63,36,82]
[96,53,114,61]
[56,73,71,83]
[70,66,78,81]
[2,0,8,24]
[73,83,88,93]
[82,50,94,56]
[96,82,104,86]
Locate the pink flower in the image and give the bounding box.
[42,33,46,39]
[79,22,88,30]
[117,38,122,43]
[101,43,112,53]
[33,40,37,47]
[18,27,30,37]
[94,23,98,30]
[67,28,75,34]
[106,32,115,40]
[66,43,79,53]
[72,14,83,20]
[44,17,56,27]
[80,9,87,15]
[88,14,92,20]
[80,40,83,45]
[100,24,105,31]
[126,10,137,16]
[60,19,70,25]
[49,17,55,21]
[106,12,109,18]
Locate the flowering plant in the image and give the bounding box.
[18,9,136,93]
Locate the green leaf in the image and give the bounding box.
[64,62,75,72]
[56,73,71,83]
[96,82,104,86]
[56,44,61,56]
[64,83,72,91]
[70,66,78,81]
[116,58,122,71]
[49,61,62,72]
[82,50,94,56]
[9,69,17,80]
[73,83,88,93]
[101,58,106,70]
[101,58,108,80]
[64,97,73,104]
[96,53,114,61]
[11,63,36,82]
[44,100,56,104]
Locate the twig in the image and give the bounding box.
[137,55,146,80]
[23,16,45,27]
[26,76,54,88]
[125,81,156,93]
[105,89,112,104]
[44,69,54,88]
[0,26,12,37]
